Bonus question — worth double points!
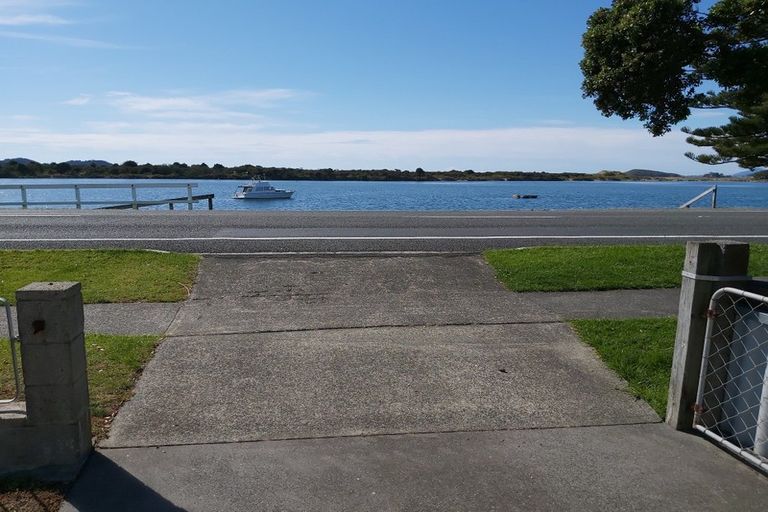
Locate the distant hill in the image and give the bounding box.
[0,158,114,167]
[0,157,37,165]
[64,160,113,167]
[732,170,754,177]
[624,169,681,178]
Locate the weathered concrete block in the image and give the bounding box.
[20,333,86,386]
[0,281,92,481]
[0,421,90,480]
[16,282,84,344]
[25,375,90,425]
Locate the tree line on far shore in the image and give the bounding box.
[1,159,763,181]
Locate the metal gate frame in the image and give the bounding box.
[0,297,21,404]
[694,287,768,473]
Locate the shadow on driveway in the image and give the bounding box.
[63,452,186,512]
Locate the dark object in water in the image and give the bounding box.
[512,194,538,199]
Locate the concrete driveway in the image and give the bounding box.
[64,255,768,511]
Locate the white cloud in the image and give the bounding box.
[107,92,210,113]
[217,89,305,107]
[0,1,125,48]
[0,13,70,25]
[0,123,735,174]
[0,0,76,7]
[62,94,91,105]
[0,30,126,48]
[2,87,738,174]
[102,89,302,120]
[9,114,40,121]
[0,0,73,28]
[536,119,576,126]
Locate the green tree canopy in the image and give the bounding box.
[581,0,767,171]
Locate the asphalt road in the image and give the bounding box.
[0,208,766,253]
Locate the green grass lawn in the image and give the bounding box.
[0,248,193,502]
[84,334,161,440]
[1,333,161,441]
[485,244,768,292]
[571,317,677,417]
[0,249,199,304]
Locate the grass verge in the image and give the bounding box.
[571,317,676,417]
[81,334,162,440]
[485,244,768,292]
[0,249,199,304]
[1,333,161,509]
[1,333,161,440]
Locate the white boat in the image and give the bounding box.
[233,178,294,199]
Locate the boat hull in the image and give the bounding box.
[234,191,294,199]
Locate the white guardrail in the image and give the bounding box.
[679,185,718,209]
[0,183,200,210]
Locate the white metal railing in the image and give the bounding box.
[0,297,21,404]
[679,185,718,208]
[0,183,199,210]
[694,287,768,474]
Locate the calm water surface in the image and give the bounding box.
[0,179,766,210]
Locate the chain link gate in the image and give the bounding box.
[694,287,768,473]
[0,297,22,404]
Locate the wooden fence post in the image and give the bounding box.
[666,241,750,430]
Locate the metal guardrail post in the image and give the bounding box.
[130,184,138,209]
[74,184,82,209]
[20,185,27,209]
[187,183,193,211]
[0,297,21,404]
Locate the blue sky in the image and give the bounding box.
[0,0,737,174]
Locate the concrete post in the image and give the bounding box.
[666,241,750,431]
[0,282,91,480]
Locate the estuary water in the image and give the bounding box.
[0,178,766,211]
